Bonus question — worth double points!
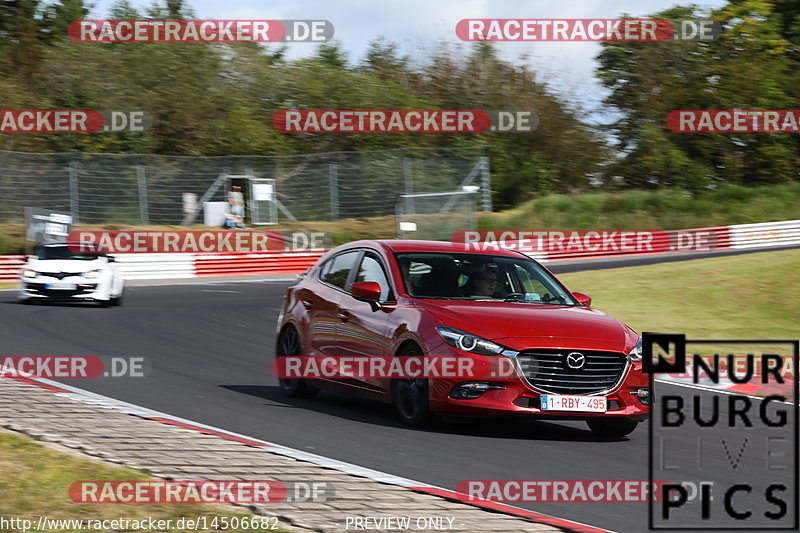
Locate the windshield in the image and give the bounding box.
[395,252,578,305]
[36,246,101,261]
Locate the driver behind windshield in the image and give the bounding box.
[468,268,504,298]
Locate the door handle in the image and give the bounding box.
[337,310,350,322]
[301,300,313,309]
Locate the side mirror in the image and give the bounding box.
[106,256,116,263]
[572,292,592,307]
[351,281,382,301]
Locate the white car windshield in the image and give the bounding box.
[36,246,101,261]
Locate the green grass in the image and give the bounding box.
[479,183,800,231]
[0,432,287,533]
[559,249,800,338]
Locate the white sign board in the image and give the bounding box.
[253,183,274,201]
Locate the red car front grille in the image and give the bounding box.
[515,350,628,395]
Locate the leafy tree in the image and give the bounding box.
[598,1,798,188]
[40,0,90,43]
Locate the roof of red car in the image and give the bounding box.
[375,239,524,257]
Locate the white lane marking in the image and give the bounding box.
[1,279,297,292]
[133,279,297,287]
[24,376,611,532]
[201,289,241,293]
[13,373,788,530]
[34,376,429,487]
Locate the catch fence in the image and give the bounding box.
[0,147,491,226]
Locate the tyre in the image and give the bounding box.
[391,344,438,427]
[276,325,319,398]
[111,295,123,306]
[99,299,111,308]
[586,418,639,437]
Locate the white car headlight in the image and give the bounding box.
[22,269,37,279]
[83,269,103,279]
[628,336,643,362]
[435,326,505,355]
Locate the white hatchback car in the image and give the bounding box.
[18,243,124,307]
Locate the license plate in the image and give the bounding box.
[540,395,607,413]
[45,283,76,290]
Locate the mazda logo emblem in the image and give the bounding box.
[566,352,586,370]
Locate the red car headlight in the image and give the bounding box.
[628,336,643,362]
[435,326,505,355]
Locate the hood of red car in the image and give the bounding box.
[420,300,635,352]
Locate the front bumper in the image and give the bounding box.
[427,345,650,421]
[19,281,102,301]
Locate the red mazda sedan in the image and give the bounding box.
[275,240,649,436]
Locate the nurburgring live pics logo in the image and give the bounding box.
[644,333,799,530]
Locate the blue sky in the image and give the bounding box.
[85,0,728,116]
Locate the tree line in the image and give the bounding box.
[0,0,797,209]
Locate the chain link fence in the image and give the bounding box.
[0,147,490,226]
[397,191,479,240]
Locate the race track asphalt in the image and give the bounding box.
[2,247,796,533]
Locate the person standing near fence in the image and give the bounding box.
[222,189,244,229]
[228,185,244,208]
[222,185,245,229]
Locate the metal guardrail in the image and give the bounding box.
[729,219,800,249]
[113,253,195,280]
[0,250,324,283]
[0,256,27,283]
[194,251,324,277]
[1,219,798,283]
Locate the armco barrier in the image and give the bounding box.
[0,255,26,283]
[729,219,800,250]
[113,253,195,280]
[194,250,326,277]
[0,250,325,282]
[0,220,797,282]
